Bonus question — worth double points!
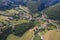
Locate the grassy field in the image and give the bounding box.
[43,30,60,40]
[11,19,29,25]
[20,29,34,40]
[6,34,20,40]
[6,28,34,40]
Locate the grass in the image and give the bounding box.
[6,34,20,40]
[6,28,34,40]
[34,20,46,26]
[40,29,48,35]
[11,20,29,25]
[0,16,9,21]
[43,30,60,40]
[33,34,41,40]
[40,20,46,24]
[6,9,19,14]
[20,29,34,40]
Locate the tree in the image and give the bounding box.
[13,21,35,36]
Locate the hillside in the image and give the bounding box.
[42,3,60,21]
[0,0,60,40]
[0,0,60,12]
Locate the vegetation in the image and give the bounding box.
[33,34,41,40]
[6,29,34,40]
[42,3,60,20]
[13,21,35,36]
[44,30,60,40]
[0,0,60,40]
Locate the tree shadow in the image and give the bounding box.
[13,21,35,37]
[0,27,12,40]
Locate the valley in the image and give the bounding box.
[0,0,60,40]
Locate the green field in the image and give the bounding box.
[33,34,41,40]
